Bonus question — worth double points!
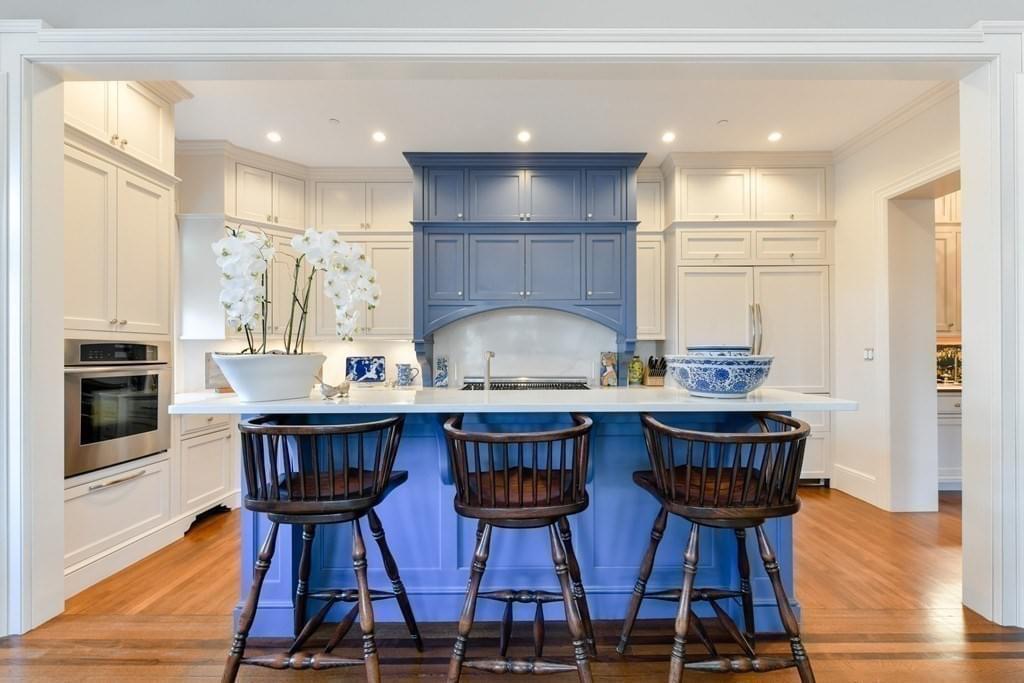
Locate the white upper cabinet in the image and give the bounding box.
[235,163,306,229]
[363,241,414,337]
[316,181,412,232]
[636,236,665,340]
[678,169,751,221]
[64,144,171,337]
[754,167,828,220]
[936,227,961,336]
[935,190,961,224]
[674,267,755,353]
[65,81,175,174]
[636,179,664,232]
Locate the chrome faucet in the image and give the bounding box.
[484,351,495,391]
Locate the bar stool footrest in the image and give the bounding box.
[686,654,798,674]
[464,657,578,675]
[308,588,396,602]
[242,652,364,670]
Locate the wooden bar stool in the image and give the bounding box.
[617,413,814,683]
[223,415,422,683]
[443,414,596,683]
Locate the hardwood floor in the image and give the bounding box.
[2,489,1022,681]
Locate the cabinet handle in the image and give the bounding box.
[206,416,215,422]
[525,213,531,220]
[274,216,278,223]
[789,252,796,258]
[954,402,962,408]
[266,214,273,222]
[519,213,525,220]
[790,213,796,220]
[109,318,118,324]
[948,323,955,328]
[713,214,720,220]
[713,253,720,259]
[119,319,128,325]
[89,468,146,491]
[457,212,464,219]
[110,134,119,145]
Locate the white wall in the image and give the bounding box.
[832,91,959,510]
[887,198,939,509]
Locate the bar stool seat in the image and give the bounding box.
[444,414,597,682]
[618,413,815,683]
[222,415,422,683]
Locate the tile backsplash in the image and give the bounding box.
[936,343,962,384]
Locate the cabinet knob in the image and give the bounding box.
[587,290,593,296]
[587,212,593,219]
[457,212,463,219]
[519,213,525,220]
[109,318,118,324]
[954,402,961,408]
[119,319,127,325]
[273,216,279,223]
[789,252,796,258]
[948,322,955,328]
[266,215,273,222]
[206,416,215,422]
[120,138,128,148]
[110,134,119,145]
[525,213,531,220]
[519,291,525,297]
[713,214,719,220]
[790,213,796,220]
[457,290,463,296]
[526,291,531,296]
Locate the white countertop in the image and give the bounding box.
[170,386,858,415]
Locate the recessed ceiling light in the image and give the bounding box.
[266,131,282,143]
[372,131,387,143]
[517,130,532,143]
[661,131,676,143]
[328,118,340,126]
[768,131,783,142]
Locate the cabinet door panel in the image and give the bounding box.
[316,182,366,230]
[64,148,117,332]
[426,169,467,221]
[116,81,170,171]
[636,180,663,232]
[754,266,830,393]
[427,234,466,301]
[680,169,750,220]
[675,267,754,354]
[636,237,665,339]
[526,235,582,300]
[269,234,301,336]
[469,170,523,222]
[585,234,623,300]
[366,182,413,231]
[365,242,414,337]
[754,230,829,263]
[754,167,828,220]
[525,169,582,221]
[468,235,525,300]
[584,169,623,221]
[235,164,274,223]
[181,431,231,513]
[64,81,117,142]
[272,173,306,228]
[115,170,170,335]
[679,231,752,263]
[935,230,959,335]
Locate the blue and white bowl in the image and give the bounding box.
[665,354,773,398]
[685,345,753,358]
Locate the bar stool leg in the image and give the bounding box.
[447,521,492,683]
[617,506,669,654]
[735,528,756,649]
[352,517,381,683]
[557,517,597,655]
[294,524,315,637]
[755,525,815,683]
[549,525,594,683]
[668,523,700,683]
[222,521,279,683]
[367,508,424,652]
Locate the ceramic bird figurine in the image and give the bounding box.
[316,373,350,400]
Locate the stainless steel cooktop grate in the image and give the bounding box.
[461,377,590,391]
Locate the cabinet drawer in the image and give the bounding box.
[938,393,962,415]
[754,230,829,263]
[64,460,170,569]
[679,231,752,263]
[181,413,231,437]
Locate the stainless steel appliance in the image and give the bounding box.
[64,340,171,478]
[461,376,590,391]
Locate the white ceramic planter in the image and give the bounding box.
[212,352,326,402]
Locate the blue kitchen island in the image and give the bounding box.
[170,387,855,637]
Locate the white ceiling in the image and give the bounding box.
[176,78,942,168]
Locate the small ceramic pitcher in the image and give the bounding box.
[395,363,420,387]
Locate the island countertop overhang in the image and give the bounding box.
[170,387,857,415]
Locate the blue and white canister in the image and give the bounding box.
[433,356,450,388]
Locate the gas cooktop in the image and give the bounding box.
[461,377,590,391]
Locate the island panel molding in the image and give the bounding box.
[405,152,645,385]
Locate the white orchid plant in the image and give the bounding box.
[212,226,380,354]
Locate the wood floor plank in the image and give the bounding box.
[3,489,1022,680]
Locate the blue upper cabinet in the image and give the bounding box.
[585,233,624,300]
[523,170,582,221]
[585,169,625,221]
[468,234,526,300]
[426,233,465,300]
[468,170,524,222]
[526,235,582,300]
[426,169,466,221]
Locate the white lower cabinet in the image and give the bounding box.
[64,459,171,569]
[938,392,962,490]
[180,429,233,514]
[792,409,831,480]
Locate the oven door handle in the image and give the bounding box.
[64,365,168,374]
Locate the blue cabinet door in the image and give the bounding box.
[525,235,582,301]
[468,170,524,222]
[584,169,624,221]
[426,169,466,221]
[524,169,582,221]
[426,233,465,301]
[468,234,525,300]
[585,233,623,300]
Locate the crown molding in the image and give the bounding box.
[833,81,958,162]
[660,151,833,173]
[307,167,412,182]
[0,20,49,33]
[974,21,1024,34]
[637,167,663,182]
[33,27,986,45]
[141,80,193,104]
[176,139,308,178]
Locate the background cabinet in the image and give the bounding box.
[235,163,306,228]
[753,167,828,220]
[636,178,663,232]
[468,170,525,222]
[316,181,412,231]
[636,236,665,339]
[585,234,624,300]
[584,169,624,221]
[468,234,526,299]
[525,235,582,300]
[935,221,961,338]
[678,168,751,220]
[426,234,466,300]
[426,169,467,221]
